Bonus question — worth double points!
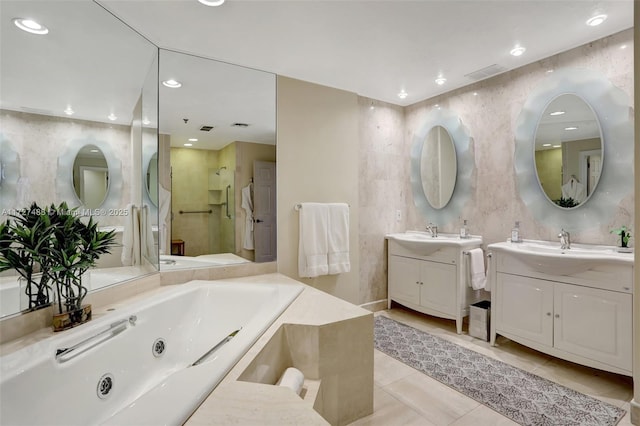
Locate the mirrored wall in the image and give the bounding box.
[0,1,158,317]
[158,49,276,269]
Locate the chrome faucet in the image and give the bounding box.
[558,229,571,250]
[426,223,438,238]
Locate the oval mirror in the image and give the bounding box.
[72,144,109,209]
[421,125,457,209]
[534,94,603,208]
[146,153,158,206]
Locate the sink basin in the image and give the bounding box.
[386,231,482,255]
[488,239,632,275]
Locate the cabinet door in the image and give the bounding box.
[388,256,420,305]
[419,261,456,315]
[495,274,553,347]
[554,283,632,372]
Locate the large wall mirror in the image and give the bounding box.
[158,49,276,270]
[0,1,158,318]
[411,108,473,225]
[515,68,633,231]
[534,94,603,209]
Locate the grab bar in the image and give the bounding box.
[191,328,241,367]
[55,315,137,363]
[179,210,212,214]
[224,185,231,219]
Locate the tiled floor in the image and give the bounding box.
[350,305,634,426]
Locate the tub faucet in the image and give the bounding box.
[426,223,438,238]
[558,229,571,250]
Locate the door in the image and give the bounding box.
[388,256,420,305]
[419,261,456,315]
[253,161,276,262]
[495,273,553,347]
[553,283,632,371]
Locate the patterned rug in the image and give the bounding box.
[374,315,626,426]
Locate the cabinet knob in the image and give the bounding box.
[546,312,551,316]
[555,314,560,318]
[623,287,630,291]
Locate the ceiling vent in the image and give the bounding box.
[200,125,214,131]
[231,122,249,127]
[464,64,507,81]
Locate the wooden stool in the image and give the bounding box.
[171,239,185,256]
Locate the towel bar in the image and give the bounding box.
[294,203,350,211]
[179,210,213,214]
[463,250,492,258]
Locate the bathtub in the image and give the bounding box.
[0,278,304,425]
[159,253,250,270]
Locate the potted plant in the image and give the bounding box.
[0,202,116,331]
[0,203,55,311]
[610,225,632,252]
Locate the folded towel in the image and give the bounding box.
[121,204,141,266]
[327,203,350,274]
[298,203,329,278]
[468,248,486,290]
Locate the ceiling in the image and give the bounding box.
[99,0,633,106]
[1,1,633,151]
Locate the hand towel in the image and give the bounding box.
[241,183,254,250]
[327,203,350,274]
[468,248,486,290]
[158,185,171,254]
[121,204,141,266]
[140,204,157,264]
[298,203,329,278]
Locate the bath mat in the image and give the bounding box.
[374,315,626,426]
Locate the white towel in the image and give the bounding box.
[327,203,350,274]
[158,186,171,254]
[468,248,486,290]
[140,204,157,264]
[241,184,254,250]
[121,204,141,266]
[298,203,329,278]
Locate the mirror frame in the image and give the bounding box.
[411,108,473,224]
[514,67,633,231]
[56,137,123,211]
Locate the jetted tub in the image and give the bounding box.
[0,278,304,425]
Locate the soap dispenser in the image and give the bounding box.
[511,221,522,243]
[460,219,469,239]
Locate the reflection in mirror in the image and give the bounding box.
[146,153,159,207]
[421,125,457,209]
[158,49,276,269]
[72,145,109,209]
[0,137,20,210]
[0,1,158,318]
[534,94,602,208]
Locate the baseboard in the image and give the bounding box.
[359,299,387,312]
[631,398,639,425]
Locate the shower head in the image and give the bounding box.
[215,166,227,175]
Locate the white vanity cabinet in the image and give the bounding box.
[489,242,633,376]
[386,234,483,334]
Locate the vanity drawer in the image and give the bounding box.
[496,253,633,294]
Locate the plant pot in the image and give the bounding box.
[52,304,92,332]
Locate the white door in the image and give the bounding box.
[388,256,420,305]
[553,283,632,371]
[419,261,456,315]
[253,161,276,262]
[495,274,554,347]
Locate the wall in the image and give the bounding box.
[534,148,562,201]
[277,76,361,305]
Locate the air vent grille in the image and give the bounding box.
[231,123,249,127]
[200,125,214,131]
[464,64,507,81]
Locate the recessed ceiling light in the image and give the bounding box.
[620,44,627,49]
[108,113,117,121]
[546,69,554,74]
[542,143,552,147]
[184,143,193,147]
[198,0,225,5]
[586,14,607,26]
[549,111,565,116]
[398,90,408,99]
[90,149,99,153]
[564,126,578,131]
[510,46,526,57]
[13,18,49,35]
[473,92,478,96]
[552,144,561,148]
[142,118,151,125]
[188,138,198,142]
[162,79,182,88]
[435,77,446,85]
[64,107,74,115]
